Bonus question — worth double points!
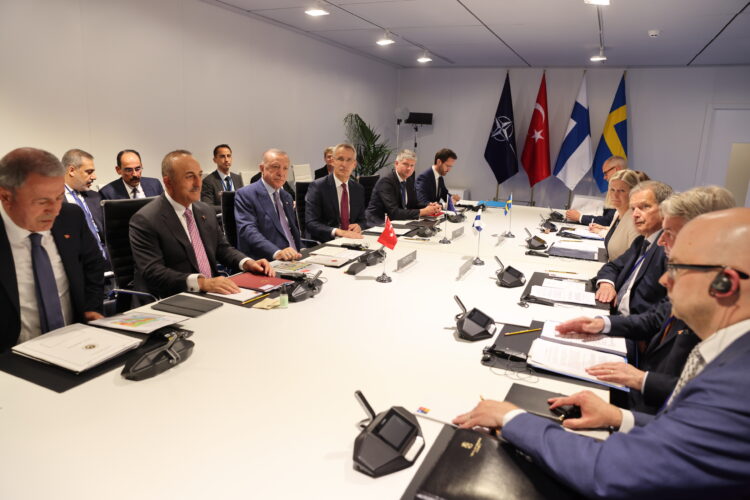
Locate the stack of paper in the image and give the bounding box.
[90,312,186,334]
[530,285,596,306]
[540,321,627,356]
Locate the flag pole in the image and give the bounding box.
[494,183,500,202]
[473,229,484,266]
[566,188,573,209]
[529,186,536,207]
[439,200,451,244]
[375,249,391,283]
[503,194,515,238]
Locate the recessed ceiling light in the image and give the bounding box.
[584,0,610,5]
[417,52,432,63]
[305,4,329,17]
[377,30,395,46]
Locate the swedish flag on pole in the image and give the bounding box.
[592,73,627,192]
[503,193,513,216]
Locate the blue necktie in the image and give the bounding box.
[71,191,107,260]
[224,176,233,192]
[399,181,406,207]
[29,233,65,333]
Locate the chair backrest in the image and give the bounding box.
[101,197,156,289]
[295,181,312,236]
[359,174,380,208]
[239,169,259,186]
[221,190,238,248]
[293,164,312,183]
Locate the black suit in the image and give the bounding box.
[100,177,164,200]
[0,204,104,351]
[64,189,104,242]
[595,232,667,316]
[580,208,615,226]
[314,165,330,179]
[365,169,425,227]
[415,167,449,205]
[129,194,248,298]
[201,170,244,212]
[304,174,366,243]
[249,171,295,201]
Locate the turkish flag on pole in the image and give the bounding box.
[377,215,398,250]
[521,74,551,187]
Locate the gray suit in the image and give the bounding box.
[201,170,244,213]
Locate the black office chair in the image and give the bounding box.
[359,175,380,208]
[295,181,311,238]
[220,191,238,248]
[101,197,157,312]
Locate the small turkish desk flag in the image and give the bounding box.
[377,216,398,250]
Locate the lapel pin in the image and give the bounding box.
[64,234,71,239]
[201,215,206,221]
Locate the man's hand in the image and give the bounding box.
[453,400,519,430]
[244,258,274,276]
[565,209,582,222]
[198,276,240,294]
[84,311,104,322]
[274,247,302,261]
[451,193,461,203]
[334,229,364,239]
[589,222,606,232]
[548,391,623,430]
[595,282,617,303]
[587,362,645,390]
[419,202,442,217]
[556,316,605,335]
[347,223,362,233]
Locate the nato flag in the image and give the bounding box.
[484,72,518,184]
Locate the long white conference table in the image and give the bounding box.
[0,205,611,500]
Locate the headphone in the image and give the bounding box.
[710,267,737,296]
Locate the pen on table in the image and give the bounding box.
[559,239,580,243]
[504,327,542,336]
[404,237,429,241]
[546,269,576,274]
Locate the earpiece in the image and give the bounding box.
[709,267,736,296]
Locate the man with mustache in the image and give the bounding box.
[129,150,273,298]
[100,149,164,200]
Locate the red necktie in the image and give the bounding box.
[340,182,350,230]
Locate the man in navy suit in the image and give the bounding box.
[455,207,750,499]
[365,149,441,227]
[129,150,272,298]
[100,149,164,200]
[235,149,302,261]
[566,155,626,226]
[0,147,104,351]
[304,143,366,243]
[594,180,673,316]
[415,148,460,205]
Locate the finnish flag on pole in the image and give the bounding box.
[553,75,591,191]
[472,209,484,233]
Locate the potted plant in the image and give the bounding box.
[344,113,394,178]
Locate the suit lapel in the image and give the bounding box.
[632,231,663,288]
[258,184,286,238]
[159,198,199,271]
[326,175,340,224]
[192,203,217,269]
[0,219,20,316]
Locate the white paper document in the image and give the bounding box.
[311,246,365,259]
[208,287,264,303]
[492,308,535,328]
[554,239,603,251]
[89,311,186,334]
[368,225,412,236]
[325,237,369,248]
[527,338,628,390]
[530,285,597,306]
[542,278,586,292]
[565,228,605,240]
[540,321,627,356]
[12,324,141,373]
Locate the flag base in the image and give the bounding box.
[502,231,515,238]
[472,257,484,266]
[376,273,392,283]
[439,237,451,244]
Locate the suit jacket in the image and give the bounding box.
[249,172,295,201]
[580,208,616,226]
[63,189,104,241]
[502,329,750,499]
[201,170,244,212]
[100,177,164,200]
[304,174,366,243]
[314,165,330,179]
[596,232,667,316]
[415,167,449,205]
[365,169,425,227]
[129,194,248,298]
[0,204,104,351]
[234,181,301,260]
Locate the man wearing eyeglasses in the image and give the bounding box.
[454,207,750,499]
[100,149,164,200]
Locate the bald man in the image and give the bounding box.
[454,208,750,499]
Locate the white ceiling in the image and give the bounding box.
[208,0,750,68]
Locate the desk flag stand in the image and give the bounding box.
[502,192,515,238]
[376,217,398,283]
[440,197,453,244]
[472,208,485,265]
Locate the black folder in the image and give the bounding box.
[504,383,566,422]
[151,294,223,317]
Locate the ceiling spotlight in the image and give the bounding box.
[584,0,610,5]
[305,3,330,17]
[590,48,607,62]
[376,30,395,46]
[417,52,432,63]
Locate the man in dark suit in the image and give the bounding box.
[415,148,460,206]
[566,155,626,226]
[365,149,441,227]
[313,146,334,179]
[129,150,273,299]
[61,148,107,261]
[0,147,104,351]
[235,149,302,261]
[201,144,244,213]
[304,143,366,243]
[100,149,164,200]
[594,180,673,316]
[454,208,750,499]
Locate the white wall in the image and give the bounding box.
[0,0,398,185]
[396,66,750,208]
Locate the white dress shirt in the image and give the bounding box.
[124,179,145,199]
[331,174,352,238]
[0,203,73,343]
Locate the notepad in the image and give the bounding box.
[530,285,597,306]
[540,321,627,356]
